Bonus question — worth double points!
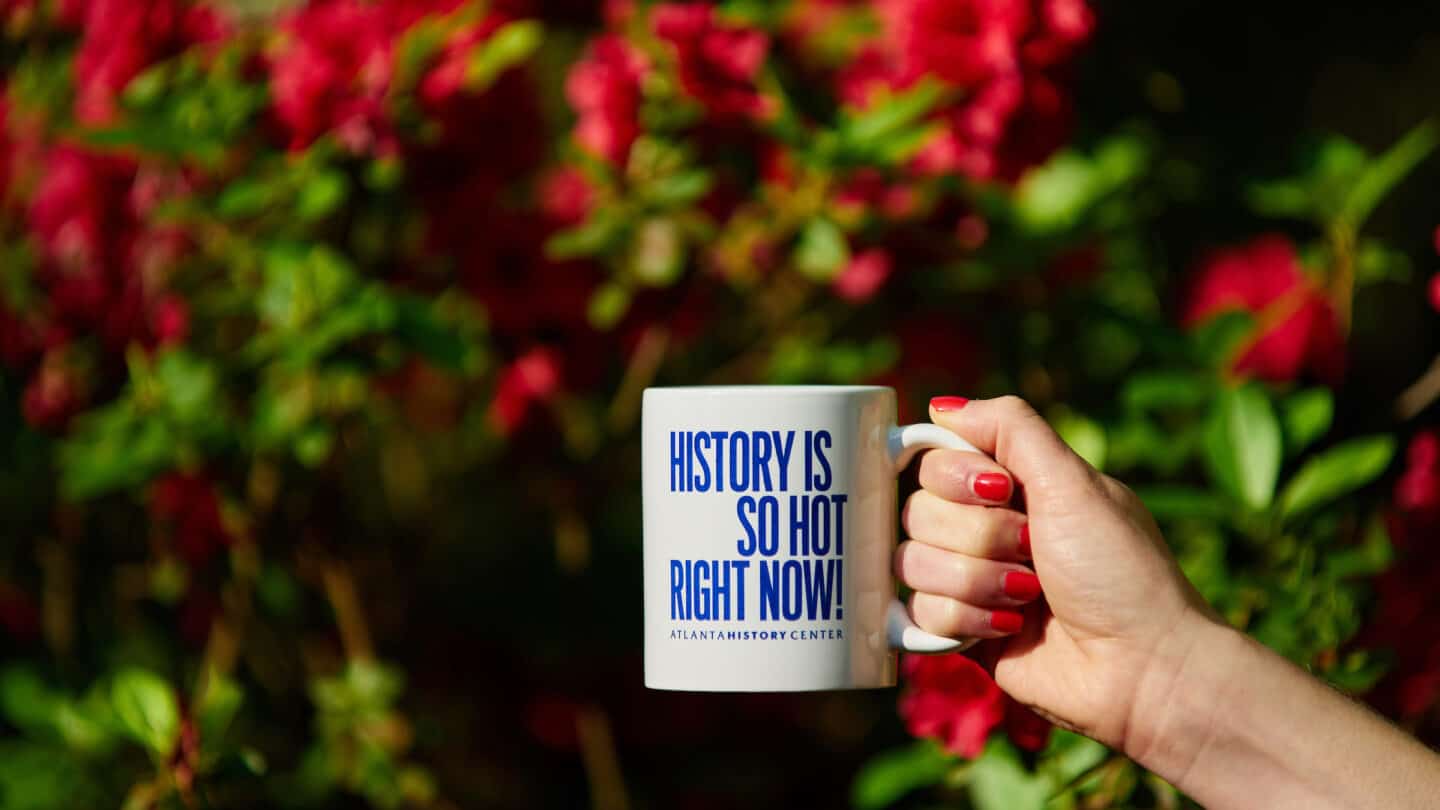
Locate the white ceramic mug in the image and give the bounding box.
[642,385,982,692]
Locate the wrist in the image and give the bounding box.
[1121,609,1248,788]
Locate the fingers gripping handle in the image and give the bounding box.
[884,422,984,655]
[888,422,982,472]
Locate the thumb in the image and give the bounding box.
[927,396,1094,494]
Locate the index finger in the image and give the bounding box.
[928,395,1093,490]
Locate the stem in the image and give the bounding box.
[1326,221,1356,333]
[1340,117,1440,230]
[576,705,629,810]
[1396,352,1440,420]
[1053,753,1125,798]
[607,326,669,432]
[321,559,374,662]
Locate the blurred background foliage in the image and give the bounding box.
[1,0,1439,808]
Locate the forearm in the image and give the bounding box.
[1128,617,1440,809]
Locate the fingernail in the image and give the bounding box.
[1002,571,1042,601]
[930,396,969,412]
[972,472,1012,502]
[1018,523,1031,557]
[990,610,1024,633]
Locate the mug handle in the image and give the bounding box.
[884,423,985,654]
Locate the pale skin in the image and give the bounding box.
[899,395,1440,810]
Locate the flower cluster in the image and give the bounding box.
[1368,431,1440,723]
[898,653,1050,757]
[270,0,521,154]
[838,0,1094,181]
[1181,234,1346,384]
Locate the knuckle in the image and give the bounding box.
[947,557,975,597]
[902,490,934,531]
[994,395,1037,419]
[982,510,1019,556]
[1099,473,1139,505]
[915,594,960,633]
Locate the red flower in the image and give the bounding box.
[1364,431,1440,725]
[148,471,231,567]
[271,0,397,153]
[1395,431,1440,523]
[1181,235,1345,384]
[876,0,1030,88]
[1428,273,1440,313]
[151,294,190,345]
[899,653,1049,757]
[489,346,563,434]
[21,355,81,431]
[834,169,923,221]
[833,248,893,302]
[653,3,772,119]
[29,145,135,280]
[565,34,648,165]
[71,0,228,125]
[538,166,595,225]
[840,0,1092,182]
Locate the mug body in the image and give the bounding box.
[642,385,901,691]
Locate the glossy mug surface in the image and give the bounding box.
[642,385,980,692]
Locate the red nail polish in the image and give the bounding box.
[930,396,969,412]
[990,610,1024,633]
[972,472,1012,502]
[1018,524,1031,557]
[1002,571,1042,601]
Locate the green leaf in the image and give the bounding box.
[839,80,946,150]
[1012,136,1148,234]
[295,424,335,468]
[1203,383,1282,510]
[155,350,220,426]
[259,243,357,332]
[1353,240,1413,285]
[1245,179,1311,219]
[216,179,273,219]
[1325,651,1390,693]
[1052,408,1107,470]
[111,668,180,759]
[297,170,348,221]
[1325,518,1394,579]
[466,20,544,90]
[587,282,631,330]
[1282,388,1333,455]
[0,667,64,737]
[198,674,244,745]
[392,295,480,373]
[644,169,712,207]
[968,739,1048,810]
[546,212,623,259]
[1014,153,1094,233]
[1120,371,1212,412]
[1043,731,1109,786]
[122,64,168,107]
[1278,435,1396,521]
[1340,118,1439,228]
[630,217,685,285]
[850,740,952,810]
[793,218,849,280]
[59,403,180,499]
[1135,486,1229,521]
[1190,310,1256,368]
[0,741,103,810]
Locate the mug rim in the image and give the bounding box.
[644,385,892,395]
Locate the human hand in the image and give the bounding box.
[895,395,1217,754]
